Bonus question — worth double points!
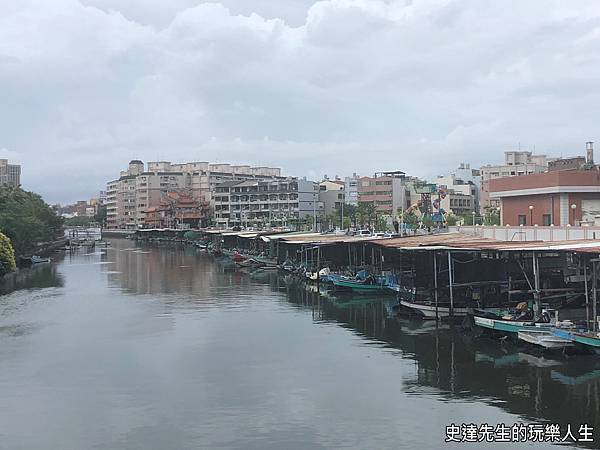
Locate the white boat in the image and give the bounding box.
[517,329,573,350]
[306,267,331,282]
[400,300,469,319]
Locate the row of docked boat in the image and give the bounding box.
[207,245,600,357]
[466,305,600,354]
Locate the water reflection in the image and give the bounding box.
[262,276,600,446]
[0,239,593,449]
[0,260,64,295]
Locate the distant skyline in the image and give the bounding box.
[1,0,599,204]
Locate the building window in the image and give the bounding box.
[518,215,527,226]
[543,214,551,226]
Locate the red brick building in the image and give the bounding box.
[490,169,600,226]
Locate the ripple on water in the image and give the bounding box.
[0,322,45,338]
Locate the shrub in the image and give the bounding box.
[0,232,16,276]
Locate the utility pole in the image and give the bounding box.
[313,190,317,232]
[532,251,541,318]
[448,251,454,318]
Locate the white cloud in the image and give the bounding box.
[1,0,600,203]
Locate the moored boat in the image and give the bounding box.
[473,315,554,335]
[553,329,600,354]
[332,277,392,293]
[17,255,51,267]
[517,329,573,350]
[400,299,469,319]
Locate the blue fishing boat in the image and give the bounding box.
[553,329,600,354]
[471,304,556,336]
[332,277,391,293]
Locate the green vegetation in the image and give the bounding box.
[357,202,376,228]
[483,206,501,225]
[422,215,434,229]
[64,216,95,227]
[401,210,419,228]
[63,205,106,227]
[0,231,16,276]
[445,214,458,226]
[95,205,107,227]
[0,185,63,258]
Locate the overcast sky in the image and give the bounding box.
[1,0,599,204]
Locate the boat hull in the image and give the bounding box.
[517,330,572,350]
[333,279,390,293]
[400,300,468,319]
[474,316,553,336]
[553,329,600,353]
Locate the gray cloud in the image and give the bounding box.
[1,0,599,203]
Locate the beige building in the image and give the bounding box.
[106,160,283,229]
[0,159,21,187]
[480,151,549,214]
[319,179,345,215]
[435,173,478,215]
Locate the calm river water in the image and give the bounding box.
[0,239,597,449]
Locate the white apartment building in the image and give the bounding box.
[435,164,480,215]
[344,174,360,206]
[0,159,21,187]
[213,178,319,228]
[106,160,283,229]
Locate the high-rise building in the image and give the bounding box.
[0,159,21,187]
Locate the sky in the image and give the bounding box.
[1,0,599,204]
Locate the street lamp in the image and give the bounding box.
[529,205,534,226]
[571,203,577,226]
[471,210,476,226]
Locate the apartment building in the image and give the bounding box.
[436,172,478,215]
[480,151,549,214]
[0,159,21,187]
[319,179,345,215]
[490,143,598,226]
[106,160,283,229]
[344,174,360,206]
[358,171,410,217]
[213,178,319,228]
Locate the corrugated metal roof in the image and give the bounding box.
[371,233,600,253]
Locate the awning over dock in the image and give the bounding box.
[370,233,600,253]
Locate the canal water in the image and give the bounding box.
[0,239,596,449]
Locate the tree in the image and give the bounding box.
[64,216,95,227]
[460,212,478,225]
[445,214,458,226]
[95,205,107,227]
[422,215,434,230]
[402,210,419,229]
[338,203,357,229]
[375,215,388,232]
[357,202,376,228]
[483,206,500,225]
[0,232,16,276]
[0,185,63,257]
